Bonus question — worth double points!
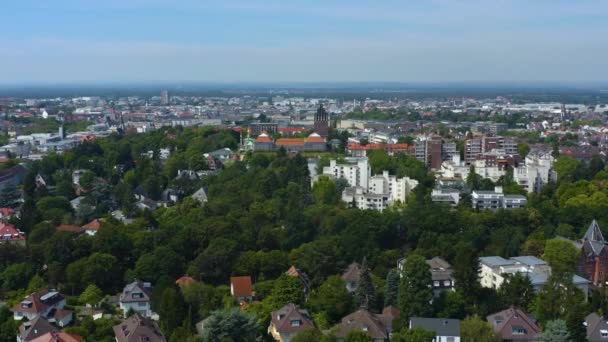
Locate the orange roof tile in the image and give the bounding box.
[230,276,253,297]
[276,138,305,146]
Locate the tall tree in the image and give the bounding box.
[542,239,579,277]
[460,315,501,342]
[158,287,186,336]
[452,242,480,308]
[498,272,534,308]
[354,258,376,309]
[398,254,433,320]
[384,269,399,307]
[201,309,258,342]
[536,319,571,342]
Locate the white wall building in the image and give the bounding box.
[479,256,590,298]
[321,157,417,212]
[514,151,557,193]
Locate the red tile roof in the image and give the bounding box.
[30,332,83,342]
[0,208,15,217]
[175,276,195,287]
[0,221,25,242]
[230,276,253,297]
[255,132,273,143]
[82,219,102,231]
[306,133,326,143]
[286,266,300,278]
[276,138,305,146]
[56,225,84,233]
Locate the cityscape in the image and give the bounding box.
[1,1,608,342]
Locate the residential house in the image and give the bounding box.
[585,312,608,342]
[342,262,361,293]
[479,256,590,298]
[29,332,83,342]
[119,280,154,318]
[487,307,541,341]
[333,307,399,342]
[0,220,26,245]
[397,257,455,296]
[17,317,56,342]
[472,187,527,211]
[12,289,72,326]
[409,317,461,342]
[268,303,314,342]
[205,148,233,162]
[82,218,102,236]
[230,276,254,303]
[113,313,166,342]
[191,187,208,204]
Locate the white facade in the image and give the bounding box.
[515,151,556,193]
[323,158,370,189]
[368,171,418,203]
[479,256,590,297]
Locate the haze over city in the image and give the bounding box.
[1,0,607,84]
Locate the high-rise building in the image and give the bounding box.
[314,104,329,138]
[160,90,169,105]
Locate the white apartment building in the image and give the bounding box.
[479,256,590,297]
[322,157,417,211]
[514,151,557,193]
[323,158,370,189]
[471,187,527,210]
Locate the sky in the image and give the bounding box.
[0,0,607,84]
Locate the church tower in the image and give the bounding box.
[314,104,329,138]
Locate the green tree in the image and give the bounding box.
[308,275,353,325]
[554,156,579,181]
[384,269,399,307]
[398,255,433,320]
[266,274,305,309]
[354,258,376,309]
[542,238,579,276]
[517,142,530,158]
[452,242,480,308]
[460,315,501,342]
[535,319,571,342]
[158,287,186,336]
[312,176,339,205]
[0,183,20,208]
[498,272,534,308]
[201,309,258,342]
[344,331,370,342]
[391,327,436,342]
[79,284,104,305]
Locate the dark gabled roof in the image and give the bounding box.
[410,317,460,337]
[487,307,541,341]
[19,316,57,341]
[584,220,605,243]
[270,303,314,334]
[120,280,152,303]
[113,314,166,342]
[341,262,361,282]
[585,312,608,342]
[334,309,389,340]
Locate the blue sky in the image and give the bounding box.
[1,0,606,83]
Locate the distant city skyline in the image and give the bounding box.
[1,0,607,83]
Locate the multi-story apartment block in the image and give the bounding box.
[471,187,527,210]
[479,256,590,297]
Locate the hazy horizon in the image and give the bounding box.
[1,1,607,84]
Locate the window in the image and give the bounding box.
[433,281,440,287]
[291,320,301,327]
[512,327,527,335]
[447,337,455,342]
[444,280,451,287]
[601,329,608,337]
[138,302,147,307]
